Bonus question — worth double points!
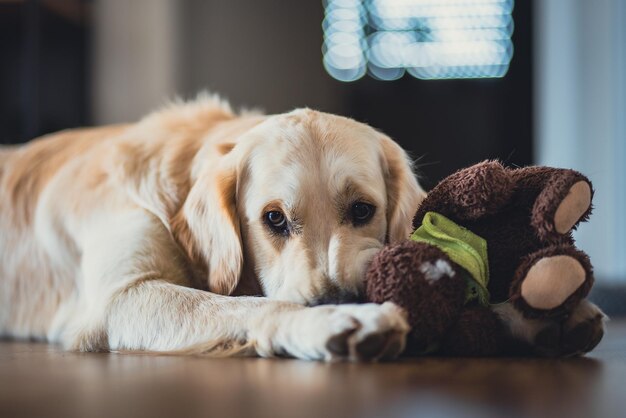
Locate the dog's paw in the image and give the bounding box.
[291,302,409,362]
[324,302,409,361]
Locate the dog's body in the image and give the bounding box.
[0,96,421,360]
[0,96,605,360]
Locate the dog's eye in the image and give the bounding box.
[350,202,375,226]
[265,210,289,235]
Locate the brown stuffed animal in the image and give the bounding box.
[366,161,604,357]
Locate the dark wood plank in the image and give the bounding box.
[1,320,625,418]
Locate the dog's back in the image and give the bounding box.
[0,98,246,342]
[0,127,126,339]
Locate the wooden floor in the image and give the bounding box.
[1,320,625,418]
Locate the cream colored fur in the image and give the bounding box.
[0,94,423,361]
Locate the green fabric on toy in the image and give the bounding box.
[411,211,490,306]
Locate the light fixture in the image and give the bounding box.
[323,0,514,81]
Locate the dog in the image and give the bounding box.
[0,94,605,360]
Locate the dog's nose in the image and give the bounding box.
[308,289,365,306]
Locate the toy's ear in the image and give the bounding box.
[413,160,514,226]
[380,135,426,243]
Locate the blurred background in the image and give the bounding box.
[0,0,624,305]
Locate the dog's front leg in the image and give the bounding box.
[61,211,408,361]
[58,280,412,361]
[102,281,409,361]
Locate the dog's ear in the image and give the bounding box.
[380,135,426,243]
[170,155,243,295]
[114,136,243,296]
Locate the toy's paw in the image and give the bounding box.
[511,245,594,318]
[494,300,607,357]
[561,301,606,356]
[532,172,592,241]
[317,302,409,362]
[554,181,592,234]
[520,255,586,310]
[533,300,606,357]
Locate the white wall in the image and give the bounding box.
[535,0,626,282]
[177,1,341,114]
[91,0,342,123]
[91,0,181,124]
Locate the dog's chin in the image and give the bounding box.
[305,289,365,307]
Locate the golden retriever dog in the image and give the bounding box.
[0,94,604,360]
[0,95,420,360]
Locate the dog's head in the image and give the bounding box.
[178,109,425,305]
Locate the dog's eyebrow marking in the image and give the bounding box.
[217,142,235,155]
[334,180,375,221]
[261,200,285,215]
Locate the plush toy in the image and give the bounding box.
[366,161,603,357]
